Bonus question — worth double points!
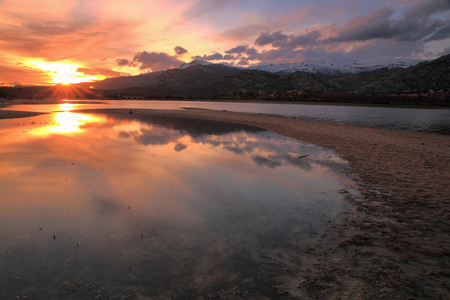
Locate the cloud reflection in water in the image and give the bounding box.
[113,113,340,174]
[0,111,350,299]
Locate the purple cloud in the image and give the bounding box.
[245,47,258,56]
[193,53,224,61]
[255,31,288,46]
[223,54,235,60]
[325,0,450,43]
[225,45,248,54]
[425,24,450,42]
[254,30,321,49]
[174,46,188,55]
[324,8,395,43]
[247,0,449,63]
[131,51,183,71]
[237,58,250,66]
[282,30,321,48]
[116,58,130,66]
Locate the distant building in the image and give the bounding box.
[119,95,146,100]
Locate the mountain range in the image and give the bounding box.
[3,55,447,104]
[78,55,449,99]
[179,58,424,79]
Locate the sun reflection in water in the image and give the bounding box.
[59,103,74,111]
[28,112,104,136]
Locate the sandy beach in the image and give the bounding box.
[1,107,449,298]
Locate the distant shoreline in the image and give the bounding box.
[1,97,449,110]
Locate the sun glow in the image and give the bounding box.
[54,112,93,133]
[60,103,75,111]
[29,112,104,136]
[28,61,98,84]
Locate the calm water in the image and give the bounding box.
[0,110,351,299]
[3,100,450,134]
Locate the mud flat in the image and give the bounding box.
[87,108,449,299]
[0,110,46,119]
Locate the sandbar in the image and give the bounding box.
[0,110,46,119]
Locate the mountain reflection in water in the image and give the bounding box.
[0,112,350,299]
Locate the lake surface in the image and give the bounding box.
[3,100,450,134]
[0,110,351,299]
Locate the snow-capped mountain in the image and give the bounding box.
[179,58,425,78]
[179,59,214,69]
[77,54,447,96]
[249,59,425,76]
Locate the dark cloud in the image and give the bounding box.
[174,143,187,152]
[193,52,224,61]
[224,45,258,60]
[324,8,393,43]
[255,30,321,49]
[282,30,321,48]
[192,52,237,61]
[223,54,235,60]
[424,24,450,41]
[344,39,425,61]
[131,51,183,71]
[245,47,258,56]
[298,48,350,62]
[118,132,131,138]
[225,45,248,54]
[255,31,288,46]
[405,0,450,20]
[237,58,250,66]
[224,146,244,154]
[116,58,130,66]
[246,0,449,63]
[76,67,130,77]
[174,46,188,55]
[325,0,450,43]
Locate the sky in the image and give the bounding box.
[0,0,449,86]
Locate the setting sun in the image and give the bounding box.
[28,61,98,84]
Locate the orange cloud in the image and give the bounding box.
[0,0,449,86]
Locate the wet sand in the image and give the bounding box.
[0,110,46,119]
[2,107,449,298]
